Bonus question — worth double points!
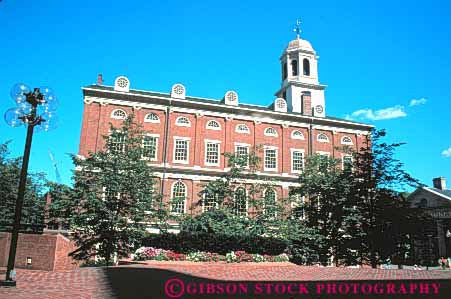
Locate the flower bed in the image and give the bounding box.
[133,247,290,263]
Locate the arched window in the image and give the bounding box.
[111,109,127,119]
[291,60,298,76]
[303,58,310,76]
[291,130,305,140]
[418,198,428,208]
[206,120,221,130]
[235,124,250,134]
[233,187,247,217]
[317,133,329,143]
[341,136,353,145]
[264,127,278,137]
[175,116,191,127]
[171,181,186,214]
[144,113,160,123]
[282,62,288,80]
[264,189,277,218]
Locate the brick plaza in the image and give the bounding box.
[2,262,451,298]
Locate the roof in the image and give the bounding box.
[82,84,373,129]
[287,38,314,51]
[427,187,451,200]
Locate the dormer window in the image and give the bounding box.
[144,113,160,123]
[264,127,278,137]
[303,58,310,76]
[291,60,298,76]
[274,98,287,112]
[317,133,329,143]
[291,130,305,140]
[235,124,250,134]
[206,120,221,130]
[111,109,127,119]
[175,116,191,127]
[224,91,239,106]
[341,136,353,145]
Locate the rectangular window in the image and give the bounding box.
[109,133,126,153]
[290,193,305,220]
[235,145,249,167]
[264,148,277,171]
[142,136,158,160]
[292,150,304,172]
[203,193,219,212]
[205,142,220,165]
[343,155,353,171]
[174,139,189,163]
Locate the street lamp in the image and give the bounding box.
[1,83,58,285]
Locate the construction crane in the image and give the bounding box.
[48,149,62,183]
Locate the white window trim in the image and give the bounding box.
[290,148,305,174]
[263,188,277,218]
[141,133,159,161]
[235,124,250,134]
[263,146,278,172]
[144,113,160,123]
[264,127,278,137]
[173,137,190,164]
[202,193,219,213]
[234,143,250,169]
[170,181,187,215]
[233,186,248,217]
[291,130,305,140]
[111,109,127,119]
[341,136,353,145]
[290,194,306,220]
[204,139,221,167]
[341,154,353,171]
[206,120,221,130]
[317,133,330,143]
[175,116,191,127]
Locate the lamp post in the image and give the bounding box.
[1,83,58,285]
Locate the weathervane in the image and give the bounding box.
[293,19,301,39]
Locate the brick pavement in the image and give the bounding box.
[123,261,451,281]
[1,263,451,299]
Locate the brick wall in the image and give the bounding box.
[0,232,78,271]
[78,101,370,216]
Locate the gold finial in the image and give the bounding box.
[293,19,301,39]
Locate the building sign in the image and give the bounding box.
[429,209,451,219]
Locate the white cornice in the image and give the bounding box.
[83,89,373,131]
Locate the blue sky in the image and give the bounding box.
[1,0,450,189]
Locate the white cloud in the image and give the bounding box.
[345,105,407,121]
[409,98,427,107]
[442,148,451,158]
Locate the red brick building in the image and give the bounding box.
[78,33,372,219]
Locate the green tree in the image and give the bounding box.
[67,115,159,265]
[350,129,424,268]
[195,148,288,234]
[46,181,75,230]
[293,154,361,265]
[0,141,47,232]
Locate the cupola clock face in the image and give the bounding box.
[315,105,324,114]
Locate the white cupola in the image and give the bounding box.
[275,21,327,117]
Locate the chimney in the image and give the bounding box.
[433,177,447,190]
[97,73,103,85]
[302,92,312,116]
